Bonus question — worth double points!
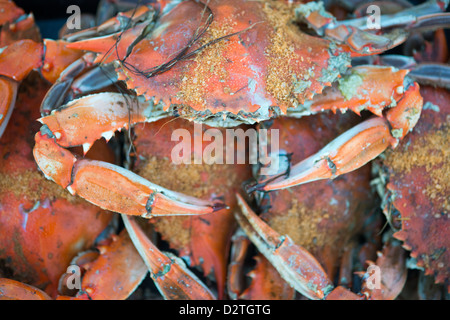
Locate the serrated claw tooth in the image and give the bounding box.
[101,131,114,142]
[82,142,92,155]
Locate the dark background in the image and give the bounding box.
[15,0,100,19]
[15,0,101,39]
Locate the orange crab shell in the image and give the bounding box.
[70,0,352,119]
[382,85,449,289]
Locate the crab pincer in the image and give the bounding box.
[33,93,227,218]
[250,117,395,192]
[57,230,148,300]
[34,131,225,217]
[122,215,216,300]
[234,193,334,300]
[235,193,412,300]
[253,82,423,192]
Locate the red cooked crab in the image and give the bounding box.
[1,0,449,299]
[0,73,113,298]
[0,72,216,301]
[379,85,449,291]
[25,0,427,220]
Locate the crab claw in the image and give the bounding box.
[122,215,216,300]
[0,278,51,300]
[34,90,227,217]
[33,132,226,217]
[386,82,423,142]
[40,52,96,115]
[234,194,334,300]
[37,92,169,153]
[409,63,450,89]
[254,117,395,192]
[57,230,148,300]
[227,229,251,299]
[360,242,408,300]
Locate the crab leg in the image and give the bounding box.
[376,55,450,89]
[62,5,155,42]
[255,83,423,192]
[34,93,225,217]
[40,52,96,115]
[95,0,150,25]
[354,56,450,89]
[408,63,450,89]
[296,0,449,54]
[122,215,216,300]
[334,0,450,31]
[93,0,172,26]
[70,63,119,97]
[234,194,334,300]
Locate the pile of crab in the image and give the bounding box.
[0,0,448,300]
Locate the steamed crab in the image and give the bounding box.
[0,0,449,299]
